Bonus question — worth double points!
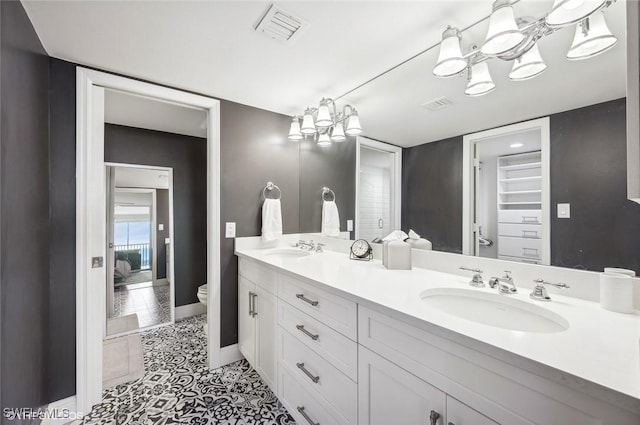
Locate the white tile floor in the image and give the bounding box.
[112,283,171,329]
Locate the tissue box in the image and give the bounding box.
[383,240,412,270]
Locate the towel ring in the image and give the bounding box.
[322,186,335,202]
[263,181,281,200]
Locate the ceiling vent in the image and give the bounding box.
[421,96,454,112]
[255,4,307,44]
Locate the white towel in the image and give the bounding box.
[321,200,340,237]
[262,198,282,241]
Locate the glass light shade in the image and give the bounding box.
[331,122,346,142]
[300,109,316,135]
[345,111,363,136]
[567,12,617,60]
[433,26,468,77]
[315,100,333,127]
[481,0,525,56]
[464,62,495,96]
[288,117,303,141]
[509,44,547,81]
[546,0,607,27]
[317,132,332,147]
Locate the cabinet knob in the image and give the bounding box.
[430,410,441,425]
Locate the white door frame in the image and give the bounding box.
[76,67,221,413]
[355,136,402,240]
[462,117,551,264]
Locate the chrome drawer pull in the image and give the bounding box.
[429,410,440,425]
[521,216,539,224]
[522,247,539,258]
[296,324,319,341]
[522,230,538,238]
[296,293,319,307]
[251,293,258,317]
[248,291,255,316]
[297,406,319,425]
[296,362,320,383]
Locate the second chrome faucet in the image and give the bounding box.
[488,271,518,294]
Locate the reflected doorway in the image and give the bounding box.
[356,137,402,242]
[105,164,175,336]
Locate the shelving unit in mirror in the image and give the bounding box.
[497,151,543,264]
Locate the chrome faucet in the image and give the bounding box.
[489,271,518,294]
[315,243,325,253]
[529,278,570,302]
[459,266,485,287]
[297,240,316,251]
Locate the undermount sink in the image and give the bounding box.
[421,288,569,333]
[262,249,311,259]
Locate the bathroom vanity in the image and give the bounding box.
[236,236,640,425]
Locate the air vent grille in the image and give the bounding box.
[421,96,454,111]
[255,4,307,44]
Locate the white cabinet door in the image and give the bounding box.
[358,346,446,425]
[446,396,499,425]
[238,277,256,365]
[254,284,277,389]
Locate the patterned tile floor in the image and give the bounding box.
[112,284,171,329]
[82,315,295,425]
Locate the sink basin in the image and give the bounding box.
[420,288,569,333]
[262,249,311,259]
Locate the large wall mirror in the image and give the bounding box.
[299,0,640,274]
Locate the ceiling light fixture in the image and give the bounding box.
[288,98,362,144]
[566,11,618,60]
[433,0,618,96]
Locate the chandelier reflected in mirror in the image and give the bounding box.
[433,0,618,96]
[288,98,362,146]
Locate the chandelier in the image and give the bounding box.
[433,0,619,96]
[287,98,363,146]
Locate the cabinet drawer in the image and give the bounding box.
[497,236,541,260]
[447,396,499,425]
[278,300,357,381]
[279,363,348,425]
[279,328,357,424]
[497,223,541,239]
[239,257,277,294]
[278,273,357,340]
[497,210,542,225]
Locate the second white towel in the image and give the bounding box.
[322,200,340,237]
[262,198,282,241]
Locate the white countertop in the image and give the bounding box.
[235,244,640,405]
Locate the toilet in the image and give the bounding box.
[197,284,207,306]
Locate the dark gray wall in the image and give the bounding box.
[156,189,169,280]
[0,0,51,413]
[299,138,356,236]
[551,98,640,272]
[402,99,640,273]
[219,99,298,346]
[48,52,77,404]
[104,124,207,307]
[402,136,464,253]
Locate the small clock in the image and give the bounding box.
[350,239,373,261]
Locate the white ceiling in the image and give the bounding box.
[22,1,627,147]
[477,129,541,159]
[114,167,170,189]
[105,89,207,138]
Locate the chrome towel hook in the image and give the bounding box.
[322,186,336,202]
[262,181,282,200]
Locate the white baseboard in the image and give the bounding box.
[220,343,244,366]
[42,395,82,425]
[175,302,206,320]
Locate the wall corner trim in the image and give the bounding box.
[220,344,244,366]
[42,395,78,425]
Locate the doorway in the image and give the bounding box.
[76,68,221,413]
[105,164,175,336]
[462,117,550,265]
[355,137,402,241]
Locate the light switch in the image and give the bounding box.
[225,222,236,238]
[347,219,354,232]
[557,203,571,219]
[158,223,164,231]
